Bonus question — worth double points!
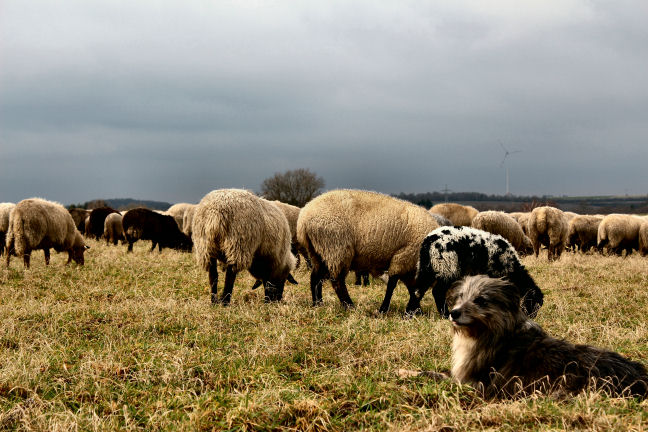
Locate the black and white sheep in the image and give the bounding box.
[414,226,543,318]
[192,189,296,305]
[5,198,88,268]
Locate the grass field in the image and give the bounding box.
[1,240,647,431]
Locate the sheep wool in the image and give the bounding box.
[103,212,124,246]
[471,211,533,255]
[166,203,194,232]
[597,214,643,256]
[0,203,16,256]
[297,189,440,313]
[181,204,197,238]
[567,215,603,253]
[528,206,568,260]
[192,189,296,305]
[6,198,87,268]
[428,203,478,227]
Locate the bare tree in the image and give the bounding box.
[260,168,325,207]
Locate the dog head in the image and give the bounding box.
[448,275,525,338]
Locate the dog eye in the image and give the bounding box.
[474,296,488,306]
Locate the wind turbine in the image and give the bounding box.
[500,142,521,196]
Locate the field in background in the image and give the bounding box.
[1,240,647,431]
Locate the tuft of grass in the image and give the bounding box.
[1,241,647,430]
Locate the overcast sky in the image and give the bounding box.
[1,1,647,205]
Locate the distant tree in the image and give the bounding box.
[86,199,108,209]
[260,168,325,207]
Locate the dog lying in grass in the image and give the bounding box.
[399,275,648,399]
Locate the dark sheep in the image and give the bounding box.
[87,207,119,240]
[68,208,89,234]
[122,207,192,253]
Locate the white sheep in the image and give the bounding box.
[297,189,440,313]
[166,203,194,231]
[103,212,125,245]
[0,202,16,256]
[181,204,197,238]
[528,206,568,260]
[597,214,644,256]
[5,198,88,268]
[428,203,478,226]
[414,226,544,318]
[566,215,603,253]
[471,211,533,255]
[192,189,296,305]
[638,221,648,257]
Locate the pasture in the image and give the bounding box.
[1,241,647,431]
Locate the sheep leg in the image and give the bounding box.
[208,258,219,304]
[43,249,50,265]
[158,243,162,253]
[127,240,134,253]
[432,280,451,318]
[331,270,354,308]
[23,252,31,269]
[309,262,327,306]
[378,275,399,313]
[221,265,236,305]
[150,242,156,252]
[405,284,422,315]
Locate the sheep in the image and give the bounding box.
[166,203,194,231]
[103,212,125,245]
[428,203,478,227]
[517,212,531,236]
[566,215,604,253]
[122,208,192,253]
[0,202,16,256]
[181,204,197,238]
[5,198,88,268]
[527,206,568,260]
[429,212,453,227]
[639,221,648,257]
[471,211,533,255]
[87,206,119,240]
[413,226,543,318]
[192,189,296,305]
[297,189,440,313]
[508,212,524,222]
[597,214,643,256]
[68,208,89,233]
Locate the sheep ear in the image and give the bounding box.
[85,245,91,249]
[287,274,298,285]
[251,279,263,290]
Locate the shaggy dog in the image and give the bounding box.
[448,275,648,398]
[400,275,648,399]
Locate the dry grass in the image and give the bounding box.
[1,241,647,431]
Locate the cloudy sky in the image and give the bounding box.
[1,1,647,205]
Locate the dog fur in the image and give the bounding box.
[447,275,648,398]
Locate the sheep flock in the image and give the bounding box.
[2,190,648,401]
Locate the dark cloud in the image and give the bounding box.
[1,1,647,205]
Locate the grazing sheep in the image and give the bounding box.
[428,203,478,227]
[192,189,296,305]
[68,208,90,233]
[528,206,568,260]
[638,221,648,257]
[597,214,643,256]
[508,212,524,222]
[181,204,197,238]
[122,208,192,253]
[414,226,543,318]
[566,215,604,253]
[87,207,119,240]
[471,211,533,255]
[429,213,452,227]
[297,189,440,313]
[103,212,125,245]
[517,212,531,236]
[443,275,647,399]
[354,271,370,287]
[0,202,16,256]
[166,203,194,231]
[5,198,88,268]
